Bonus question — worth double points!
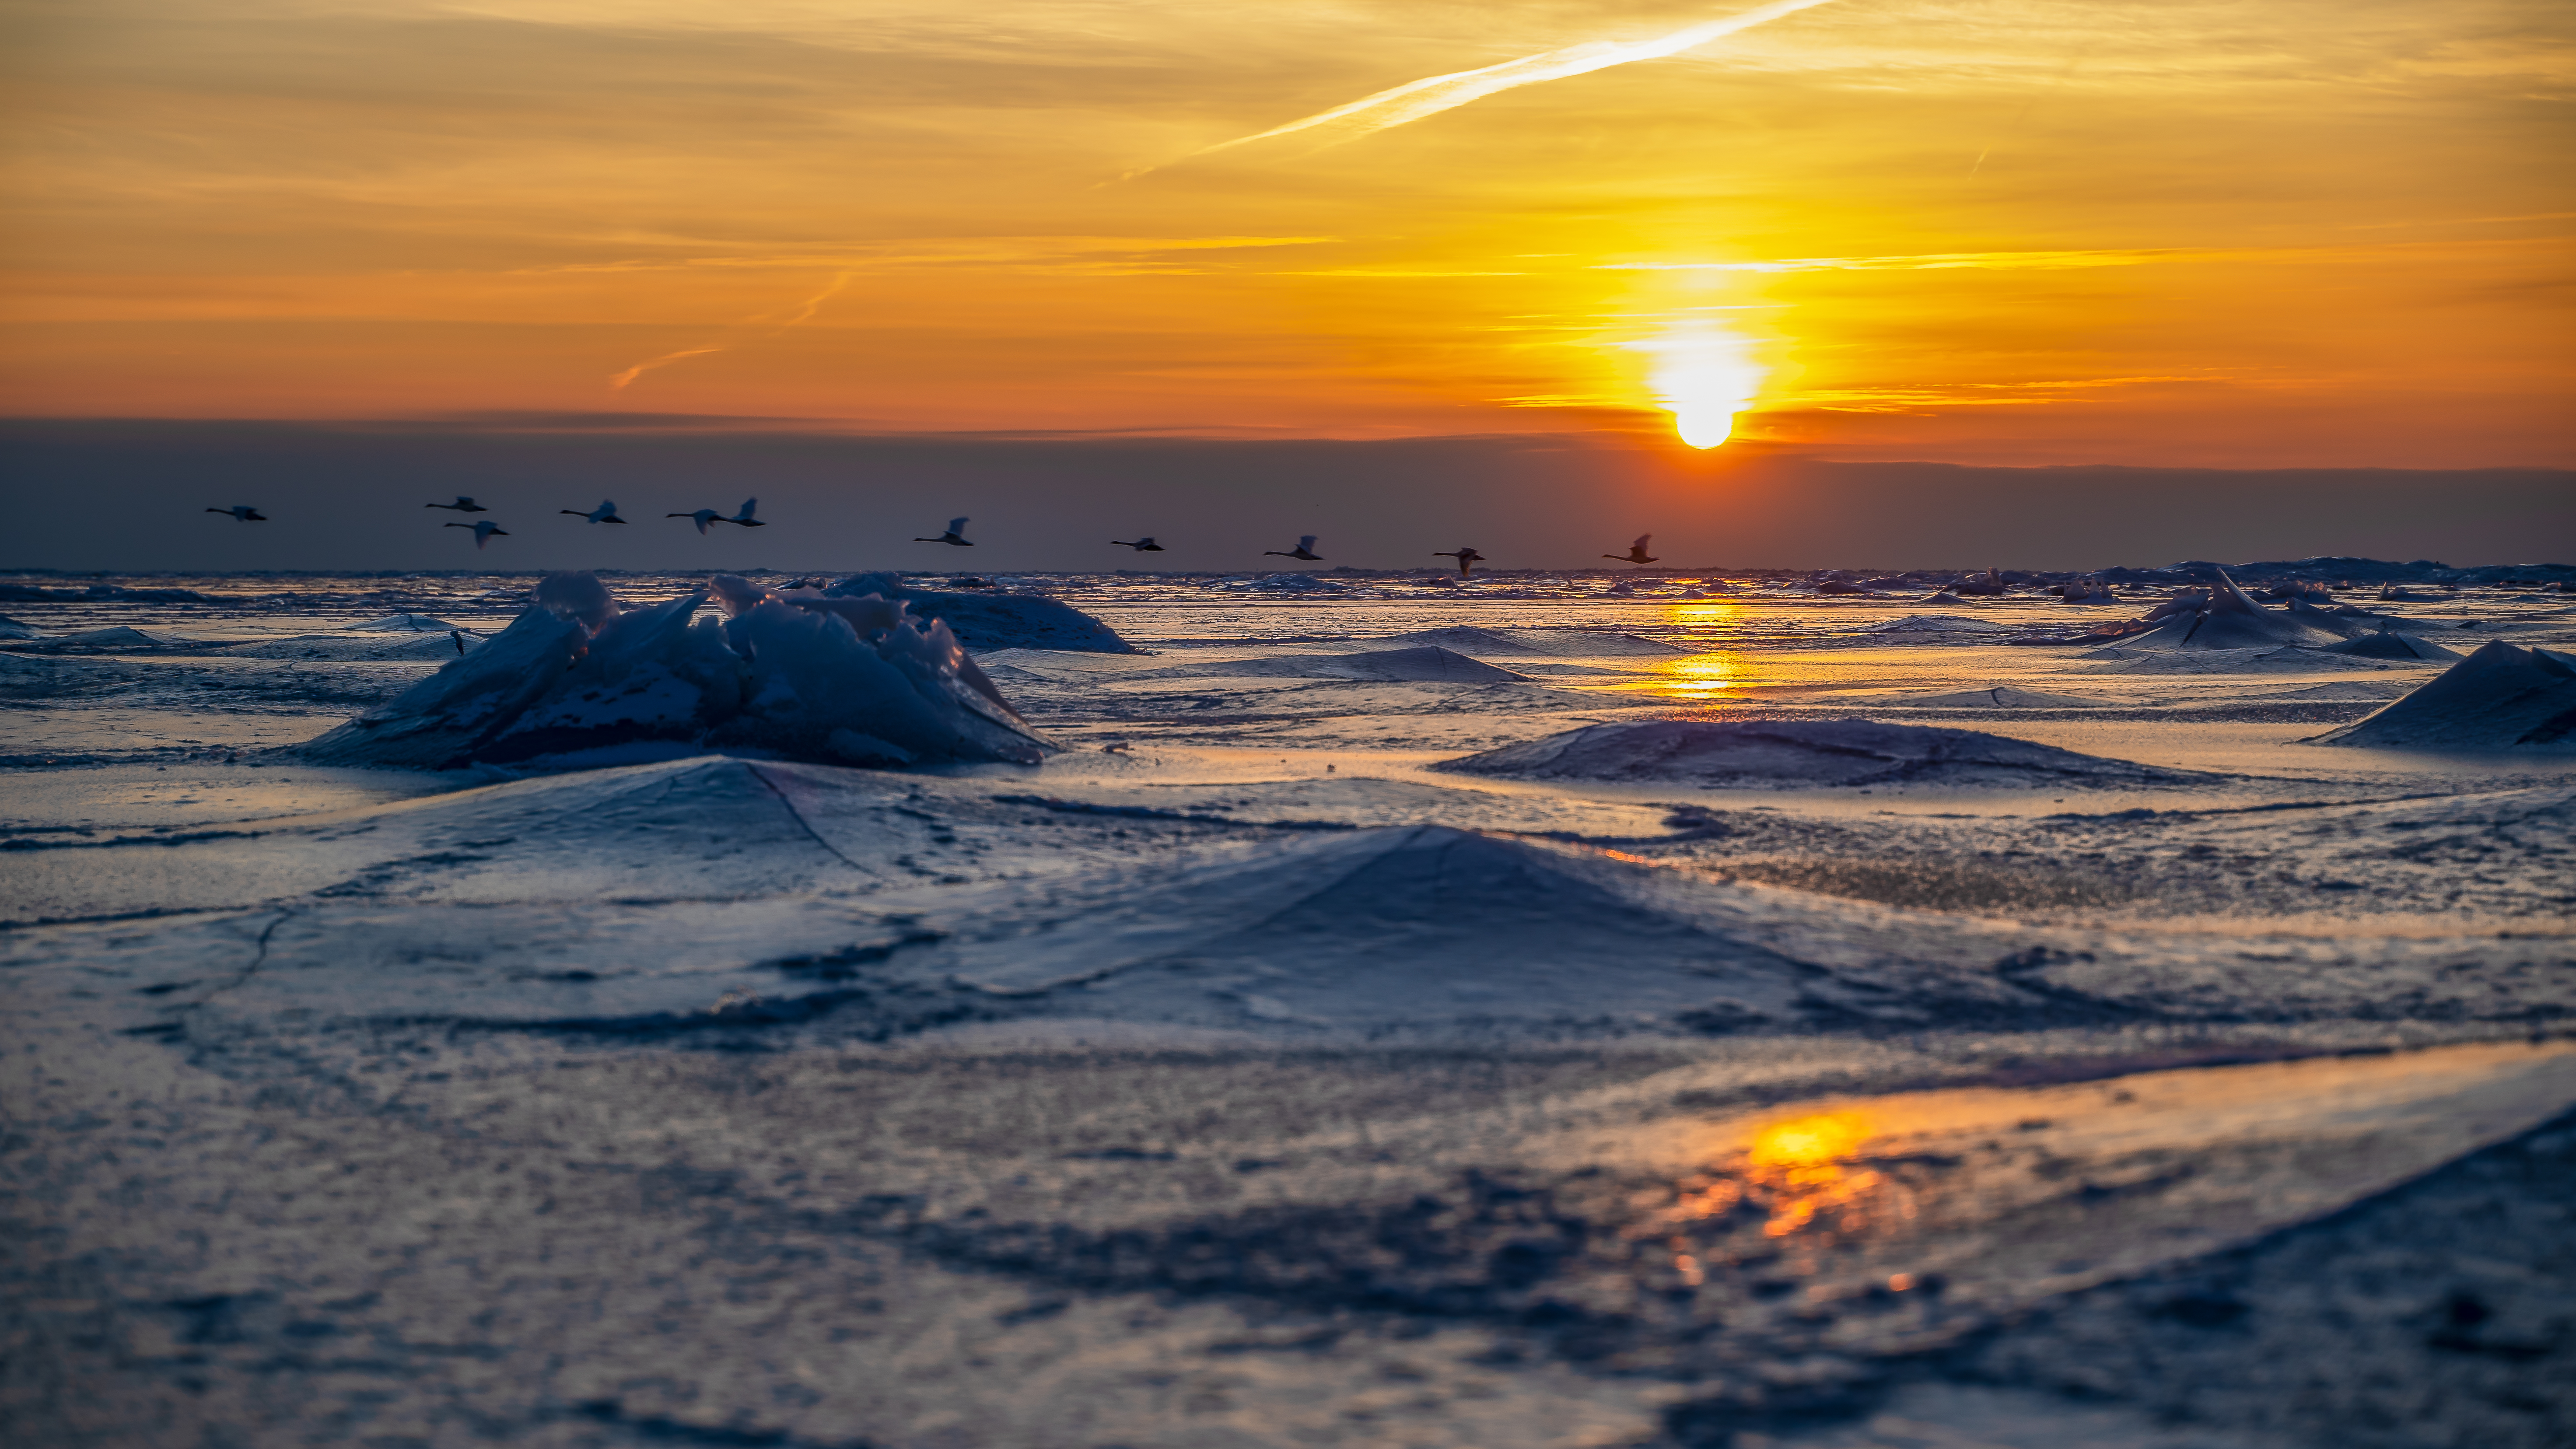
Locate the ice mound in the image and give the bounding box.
[1889,686,2113,709]
[935,826,1830,1027]
[1436,720,2200,789]
[291,572,1053,770]
[1167,646,1529,683]
[1858,614,2013,634]
[2316,630,2461,661]
[2092,571,2343,651]
[2308,642,2576,750]
[825,572,1136,653]
[0,613,35,640]
[351,612,461,632]
[1377,625,1687,657]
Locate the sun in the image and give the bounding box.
[1647,322,1764,449]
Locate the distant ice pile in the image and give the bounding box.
[1438,720,2203,789]
[2310,641,2576,750]
[827,573,1137,652]
[292,572,1054,770]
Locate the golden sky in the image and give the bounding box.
[4,0,2569,465]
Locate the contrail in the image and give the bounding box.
[607,272,854,391]
[1163,0,1843,170]
[609,346,725,391]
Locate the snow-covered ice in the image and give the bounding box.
[4,564,2573,1447]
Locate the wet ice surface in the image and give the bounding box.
[4,571,2574,1448]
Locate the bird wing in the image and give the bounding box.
[948,518,969,533]
[738,498,757,518]
[1298,536,1316,549]
[1632,534,1651,550]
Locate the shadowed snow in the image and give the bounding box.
[1437,720,2208,789]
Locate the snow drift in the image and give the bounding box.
[825,572,1136,653]
[2309,642,2576,750]
[1889,686,2113,709]
[8,625,205,652]
[352,613,462,632]
[290,572,1054,770]
[1437,720,2203,789]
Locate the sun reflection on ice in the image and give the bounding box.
[1746,1111,1882,1237]
[1631,1109,1894,1265]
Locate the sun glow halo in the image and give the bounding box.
[1648,323,1764,449]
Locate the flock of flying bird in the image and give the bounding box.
[206,498,1663,574]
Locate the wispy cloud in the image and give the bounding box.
[529,236,1339,278]
[1142,0,1845,174]
[1599,249,2173,273]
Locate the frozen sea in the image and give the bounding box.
[3,567,2572,1448]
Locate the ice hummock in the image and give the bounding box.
[1437,720,2205,789]
[290,572,1054,770]
[2308,641,2576,750]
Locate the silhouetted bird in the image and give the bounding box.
[1433,546,1485,576]
[1112,537,1165,552]
[563,500,626,524]
[206,505,267,522]
[1264,536,1322,562]
[446,520,508,550]
[668,508,728,535]
[1602,534,1658,565]
[426,496,486,513]
[916,518,973,546]
[726,498,765,528]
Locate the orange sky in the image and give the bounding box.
[4,0,2570,466]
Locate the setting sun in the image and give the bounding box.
[1647,322,1766,449]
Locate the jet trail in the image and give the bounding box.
[606,272,853,392]
[1180,0,1844,164]
[610,346,725,391]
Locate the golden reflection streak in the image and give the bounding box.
[1745,1111,1879,1237]
[1636,1110,1884,1243]
[1626,602,1750,700]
